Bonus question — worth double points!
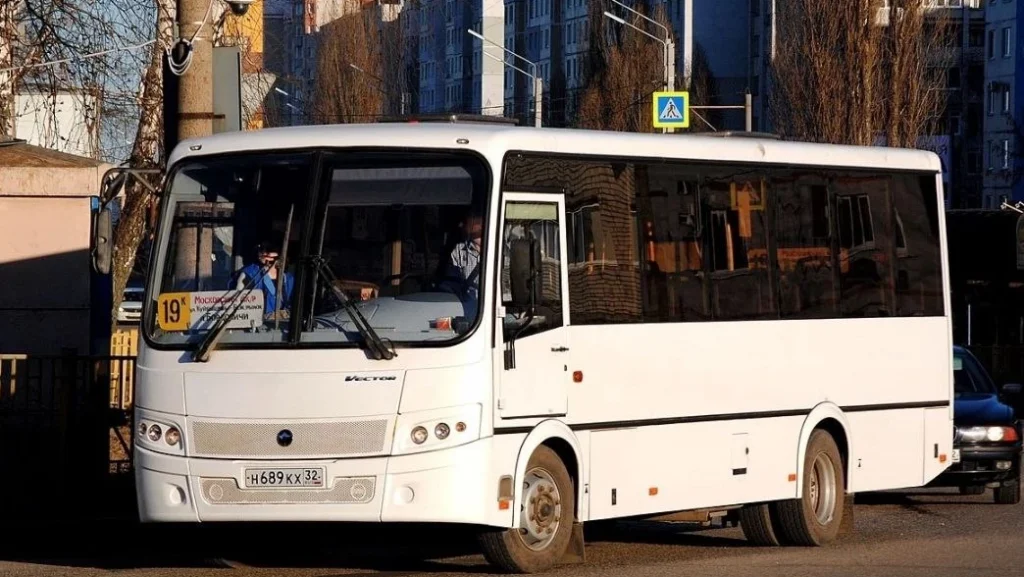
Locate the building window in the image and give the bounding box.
[1004,88,1012,114]
[967,151,982,174]
[989,86,998,115]
[1004,27,1012,58]
[1004,140,1011,169]
[970,26,985,48]
[950,114,961,135]
[989,29,995,59]
[948,67,961,89]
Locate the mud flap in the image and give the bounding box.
[838,493,855,537]
[560,522,586,564]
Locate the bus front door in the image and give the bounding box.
[495,193,570,419]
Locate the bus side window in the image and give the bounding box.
[502,202,563,340]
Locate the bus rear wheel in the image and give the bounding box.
[772,429,846,546]
[479,445,575,573]
[739,503,783,546]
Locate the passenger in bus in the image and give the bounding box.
[232,240,295,318]
[442,214,483,301]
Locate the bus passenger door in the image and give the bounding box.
[495,193,570,419]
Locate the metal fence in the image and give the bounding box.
[0,354,136,520]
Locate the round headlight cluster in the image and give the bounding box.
[410,421,468,445]
[138,421,181,447]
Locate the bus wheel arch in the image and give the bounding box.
[478,422,584,573]
[765,406,851,547]
[796,404,852,496]
[510,421,584,527]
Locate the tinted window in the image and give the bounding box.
[503,152,944,325]
[834,172,895,317]
[773,170,838,318]
[637,163,710,322]
[704,169,776,320]
[504,155,642,325]
[891,174,944,316]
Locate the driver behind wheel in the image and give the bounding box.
[442,214,483,301]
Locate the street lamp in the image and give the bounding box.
[467,28,542,127]
[603,0,676,132]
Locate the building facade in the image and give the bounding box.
[983,0,1022,206]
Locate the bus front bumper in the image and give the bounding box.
[135,437,499,525]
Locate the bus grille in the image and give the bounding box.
[189,419,390,458]
[199,477,376,505]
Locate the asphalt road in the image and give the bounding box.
[1,487,1021,577]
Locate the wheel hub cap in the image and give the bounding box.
[519,468,561,551]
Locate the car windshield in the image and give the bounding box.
[144,150,490,349]
[953,351,998,395]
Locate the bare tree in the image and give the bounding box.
[770,0,949,147]
[311,7,387,124]
[109,0,178,328]
[0,2,26,136]
[882,0,950,148]
[575,1,714,133]
[576,1,671,132]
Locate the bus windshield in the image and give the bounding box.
[145,150,491,349]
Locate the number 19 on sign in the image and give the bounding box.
[156,293,191,331]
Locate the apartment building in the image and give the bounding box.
[983,0,1022,206]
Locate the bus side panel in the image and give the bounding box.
[923,406,954,485]
[845,409,926,493]
[586,417,801,521]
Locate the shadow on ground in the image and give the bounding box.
[0,517,751,572]
[855,487,1000,510]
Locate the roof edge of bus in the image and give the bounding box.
[166,123,943,173]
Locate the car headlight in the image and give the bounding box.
[958,426,1019,443]
[393,404,481,455]
[135,410,186,455]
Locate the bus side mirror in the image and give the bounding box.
[92,207,113,275]
[509,237,541,310]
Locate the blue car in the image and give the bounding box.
[929,346,1023,504]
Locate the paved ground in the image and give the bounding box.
[1,487,1021,577]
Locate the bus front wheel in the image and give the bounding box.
[772,429,846,546]
[479,445,576,573]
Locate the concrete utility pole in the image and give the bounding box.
[176,0,215,141]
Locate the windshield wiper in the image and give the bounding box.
[310,256,396,360]
[192,260,275,363]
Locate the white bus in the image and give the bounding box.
[129,122,953,573]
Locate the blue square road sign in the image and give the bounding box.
[652,91,689,129]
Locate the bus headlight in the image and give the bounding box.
[435,422,450,440]
[411,426,428,444]
[393,404,481,455]
[135,409,186,455]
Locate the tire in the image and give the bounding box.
[478,445,576,573]
[772,429,846,546]
[738,503,782,546]
[959,485,986,496]
[995,479,1021,505]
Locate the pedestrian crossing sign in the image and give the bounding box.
[652,91,689,129]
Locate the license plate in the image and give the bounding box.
[244,467,325,488]
[952,449,961,463]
